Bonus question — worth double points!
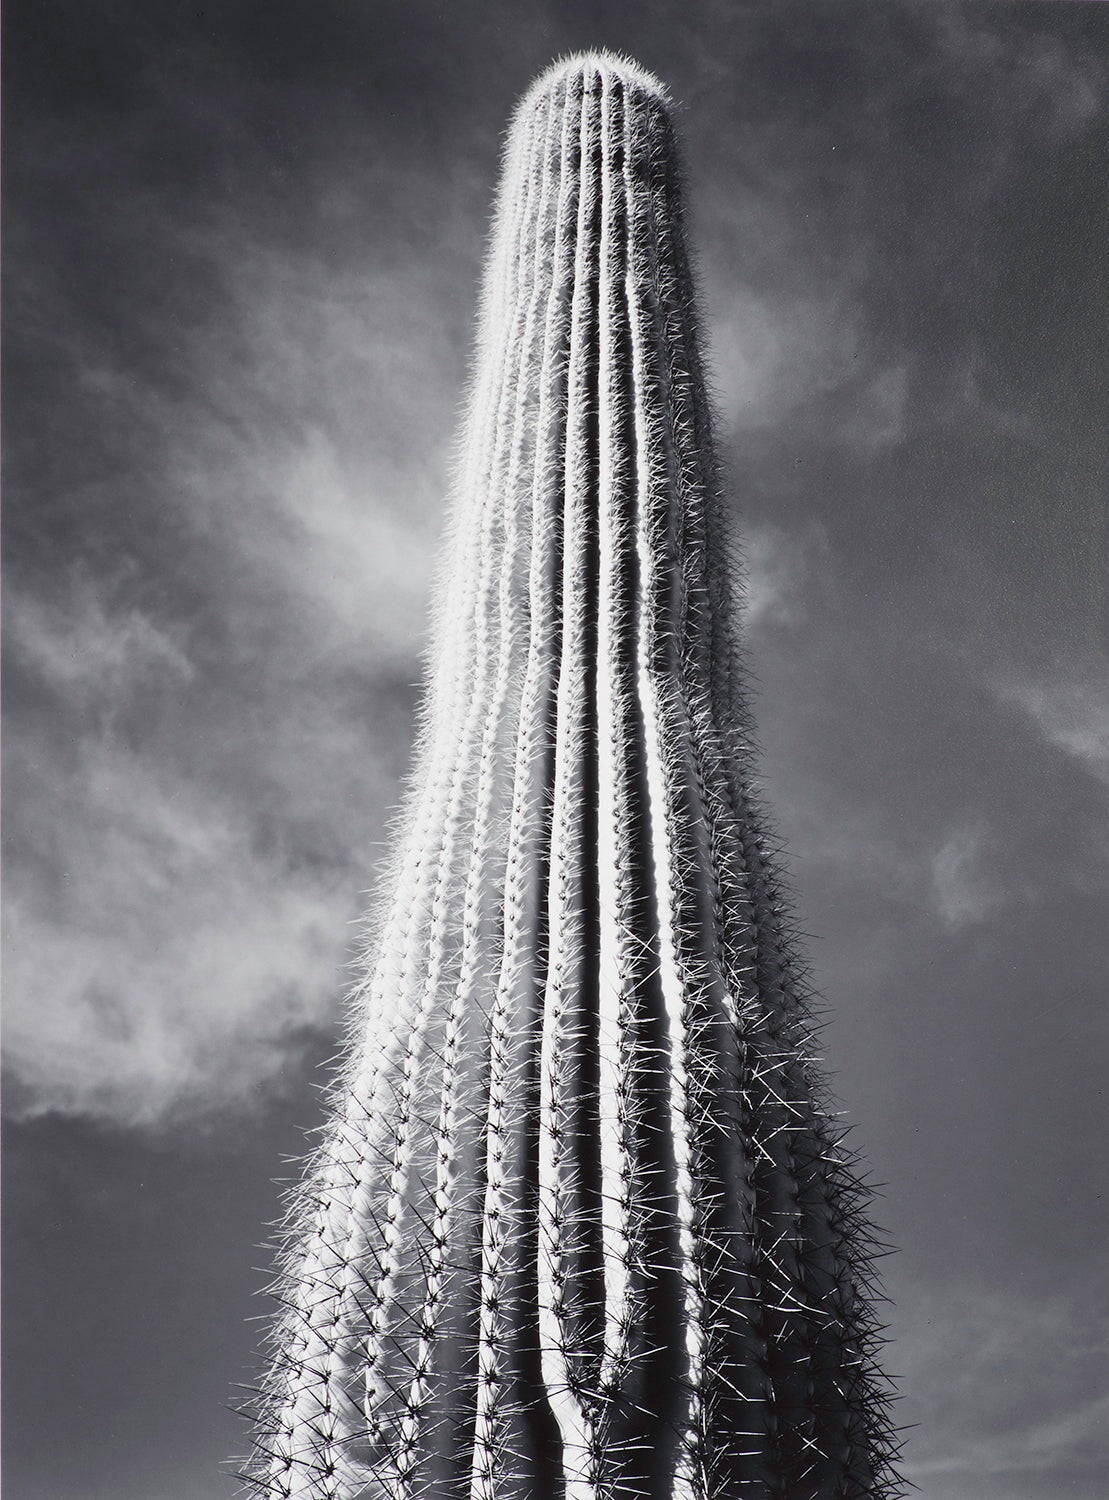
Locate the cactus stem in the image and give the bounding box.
[243,51,901,1500]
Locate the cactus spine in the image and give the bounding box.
[244,52,900,1500]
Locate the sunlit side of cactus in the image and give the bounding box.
[243,52,900,1500]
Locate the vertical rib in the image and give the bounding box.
[471,74,581,1500]
[623,87,706,1500]
[395,80,564,1497]
[639,106,775,1491]
[593,68,639,1411]
[536,65,602,1500]
[356,89,546,1456]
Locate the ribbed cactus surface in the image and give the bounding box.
[244,52,899,1500]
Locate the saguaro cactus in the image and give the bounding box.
[244,52,900,1500]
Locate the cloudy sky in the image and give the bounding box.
[4,2,1107,1497]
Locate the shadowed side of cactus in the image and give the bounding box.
[242,51,901,1500]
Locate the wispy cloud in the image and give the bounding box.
[4,146,466,1127]
[3,572,384,1126]
[932,6,1105,145]
[741,519,834,630]
[709,282,864,434]
[7,576,195,699]
[912,1392,1109,1481]
[692,0,1105,471]
[997,668,1109,785]
[167,226,459,661]
[930,822,1000,929]
[3,737,349,1127]
[899,1280,1109,1491]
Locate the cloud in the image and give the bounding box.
[932,6,1105,145]
[899,1280,1109,1490]
[930,822,999,929]
[996,669,1109,784]
[2,692,361,1128]
[167,228,459,662]
[7,576,194,700]
[839,363,908,452]
[738,531,1012,933]
[708,276,907,452]
[911,1392,1109,1481]
[3,149,466,1127]
[4,522,414,1134]
[740,519,834,631]
[690,1,1105,474]
[709,283,863,434]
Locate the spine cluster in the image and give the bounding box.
[243,52,901,1500]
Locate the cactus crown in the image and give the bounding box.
[241,51,901,1500]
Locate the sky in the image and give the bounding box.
[3,2,1107,1497]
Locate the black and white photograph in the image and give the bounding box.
[4,4,1107,1499]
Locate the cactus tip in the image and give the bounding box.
[516,49,670,114]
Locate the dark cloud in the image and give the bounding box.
[4,2,1107,1496]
